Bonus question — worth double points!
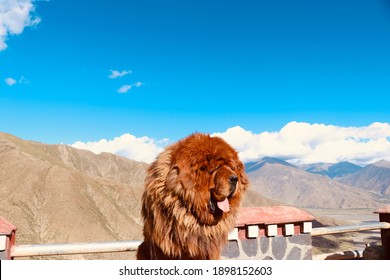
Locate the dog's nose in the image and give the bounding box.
[228,175,238,193]
[229,175,238,185]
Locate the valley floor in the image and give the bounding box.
[306,208,382,255]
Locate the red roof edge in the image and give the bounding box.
[236,206,315,227]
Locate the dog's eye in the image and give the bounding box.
[208,164,221,174]
[200,165,207,172]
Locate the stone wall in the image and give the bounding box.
[222,234,312,260]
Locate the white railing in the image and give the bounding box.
[11,240,142,258]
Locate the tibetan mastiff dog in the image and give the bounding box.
[136,133,249,260]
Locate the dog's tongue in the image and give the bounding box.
[217,198,230,212]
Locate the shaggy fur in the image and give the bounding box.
[136,133,249,260]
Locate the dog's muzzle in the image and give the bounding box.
[208,174,238,214]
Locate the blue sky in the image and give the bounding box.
[1,0,390,164]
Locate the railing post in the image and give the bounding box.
[0,217,17,260]
[374,205,390,260]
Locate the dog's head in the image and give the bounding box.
[167,133,249,225]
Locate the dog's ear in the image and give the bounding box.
[170,165,196,190]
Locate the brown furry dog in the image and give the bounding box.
[136,133,249,260]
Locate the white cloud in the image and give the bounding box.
[117,81,143,93]
[109,69,132,79]
[0,0,41,51]
[213,122,390,165]
[70,122,390,166]
[18,75,28,84]
[4,75,28,86]
[5,77,16,86]
[117,84,131,93]
[71,133,169,164]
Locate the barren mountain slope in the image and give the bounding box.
[0,132,148,250]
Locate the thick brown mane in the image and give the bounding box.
[137,133,249,260]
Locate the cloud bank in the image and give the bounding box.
[70,122,390,166]
[0,0,41,51]
[213,122,390,165]
[71,134,169,164]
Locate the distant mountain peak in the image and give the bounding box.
[262,157,295,167]
[245,157,294,172]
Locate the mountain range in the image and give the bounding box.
[299,159,390,195]
[246,158,387,209]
